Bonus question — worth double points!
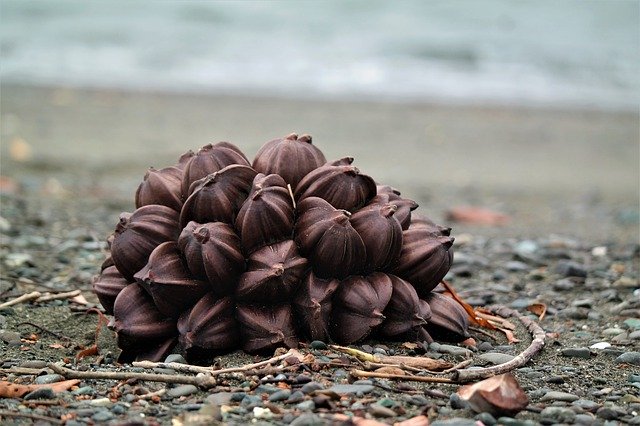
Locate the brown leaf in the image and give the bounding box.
[458,373,529,416]
[527,303,547,321]
[0,379,80,398]
[49,343,65,349]
[377,355,452,371]
[446,206,509,226]
[440,280,496,330]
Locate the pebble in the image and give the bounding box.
[301,382,324,394]
[602,327,625,336]
[615,351,640,365]
[596,406,620,420]
[540,406,576,424]
[240,395,262,409]
[23,387,55,400]
[89,397,112,406]
[71,386,95,396]
[505,261,529,272]
[405,395,429,406]
[589,341,611,350]
[561,347,591,358]
[328,384,374,395]
[430,342,472,357]
[478,352,515,365]
[295,400,315,411]
[309,340,327,350]
[164,354,187,364]
[19,360,47,368]
[555,261,588,278]
[572,399,601,412]
[34,374,64,385]
[553,278,576,291]
[206,392,233,406]
[268,389,291,402]
[431,419,478,426]
[449,393,468,409]
[624,318,640,330]
[369,404,396,418]
[167,384,198,398]
[574,413,596,425]
[91,410,115,422]
[285,390,305,404]
[540,391,580,402]
[0,330,21,345]
[495,417,537,426]
[475,412,497,425]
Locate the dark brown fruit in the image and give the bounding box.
[295,197,366,279]
[330,272,393,344]
[392,226,454,296]
[410,214,452,236]
[179,164,257,228]
[178,221,244,295]
[111,205,180,281]
[423,292,470,342]
[350,202,403,271]
[134,241,210,318]
[177,294,239,361]
[292,272,340,342]
[377,274,427,339]
[135,165,184,212]
[236,240,308,303]
[236,304,298,354]
[112,283,178,362]
[252,133,326,191]
[369,192,418,230]
[295,163,376,212]
[236,173,294,253]
[181,142,250,197]
[93,265,130,315]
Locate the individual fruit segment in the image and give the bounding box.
[378,274,427,339]
[350,202,403,271]
[292,272,340,342]
[236,304,298,354]
[93,265,130,315]
[423,292,470,342]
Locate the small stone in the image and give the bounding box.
[254,384,278,394]
[167,384,198,398]
[19,360,47,369]
[377,397,397,408]
[616,351,640,365]
[555,261,587,278]
[206,392,233,406]
[286,390,305,404]
[574,413,596,425]
[240,395,262,409]
[370,404,396,418]
[590,342,611,350]
[561,347,591,359]
[295,374,312,384]
[553,278,576,291]
[252,406,273,419]
[34,374,64,385]
[432,343,472,357]
[449,392,468,409]
[91,411,115,422]
[629,374,640,383]
[630,330,640,340]
[301,382,324,394]
[475,412,497,426]
[71,386,95,396]
[572,298,593,308]
[0,330,21,345]
[23,387,55,400]
[540,391,580,402]
[602,327,625,336]
[89,397,112,406]
[596,407,619,420]
[478,353,515,365]
[164,354,187,364]
[309,340,327,350]
[624,318,640,330]
[540,406,576,424]
[406,395,429,406]
[505,261,529,272]
[268,389,291,402]
[328,384,374,395]
[431,419,478,426]
[295,400,315,411]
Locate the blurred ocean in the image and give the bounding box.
[1,0,638,110]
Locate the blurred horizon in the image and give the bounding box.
[1,0,639,111]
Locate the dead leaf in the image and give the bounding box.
[446,206,510,226]
[375,366,406,375]
[458,373,528,416]
[440,281,497,329]
[0,379,80,398]
[402,342,419,350]
[49,343,65,349]
[527,303,547,321]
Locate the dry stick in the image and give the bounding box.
[36,289,81,302]
[132,348,300,376]
[351,369,454,384]
[17,321,72,341]
[452,304,546,383]
[47,362,219,388]
[0,291,41,309]
[0,410,63,425]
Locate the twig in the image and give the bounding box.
[36,289,81,302]
[0,367,49,375]
[0,410,63,425]
[0,291,41,309]
[17,321,72,341]
[132,348,300,376]
[452,305,546,382]
[47,362,218,388]
[469,326,499,342]
[351,369,454,383]
[287,184,296,209]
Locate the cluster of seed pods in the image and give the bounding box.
[93,134,469,363]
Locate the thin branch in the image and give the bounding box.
[36,289,81,303]
[0,410,63,425]
[0,291,41,309]
[351,369,454,383]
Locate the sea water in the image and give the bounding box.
[1,0,638,110]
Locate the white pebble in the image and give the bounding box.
[589,342,611,350]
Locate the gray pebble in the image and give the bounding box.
[268,389,291,402]
[431,343,472,357]
[328,384,374,395]
[628,330,640,339]
[572,399,601,412]
[574,413,596,425]
[449,392,468,409]
[167,384,198,398]
[23,387,55,400]
[475,412,497,425]
[164,354,187,364]
[477,341,493,351]
[111,403,128,415]
[295,400,315,411]
[71,386,95,396]
[540,406,576,424]
[555,261,587,278]
[34,374,64,385]
[254,384,278,394]
[206,392,233,406]
[405,395,429,406]
[553,278,576,291]
[431,418,478,426]
[0,330,21,345]
[506,261,529,272]
[615,351,640,365]
[561,347,592,358]
[478,352,515,365]
[301,381,324,394]
[240,395,262,409]
[369,404,396,418]
[596,406,619,420]
[91,410,115,422]
[309,340,327,350]
[19,360,47,369]
[629,374,640,383]
[602,327,625,336]
[285,390,305,404]
[230,392,246,402]
[540,391,579,402]
[290,413,322,425]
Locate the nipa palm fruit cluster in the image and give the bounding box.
[93,133,470,363]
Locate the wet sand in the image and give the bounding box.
[1,84,638,243]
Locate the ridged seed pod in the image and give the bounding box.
[134,242,210,318]
[423,292,470,343]
[409,214,452,236]
[236,304,298,354]
[369,192,418,230]
[93,265,130,315]
[178,221,244,295]
[179,164,257,228]
[292,272,340,342]
[295,197,365,279]
[392,226,454,296]
[295,163,376,212]
[377,275,427,339]
[177,294,239,362]
[236,173,294,254]
[135,165,184,212]
[252,133,326,191]
[181,142,250,197]
[350,202,403,272]
[111,205,180,281]
[236,240,308,303]
[330,272,393,344]
[112,283,178,363]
